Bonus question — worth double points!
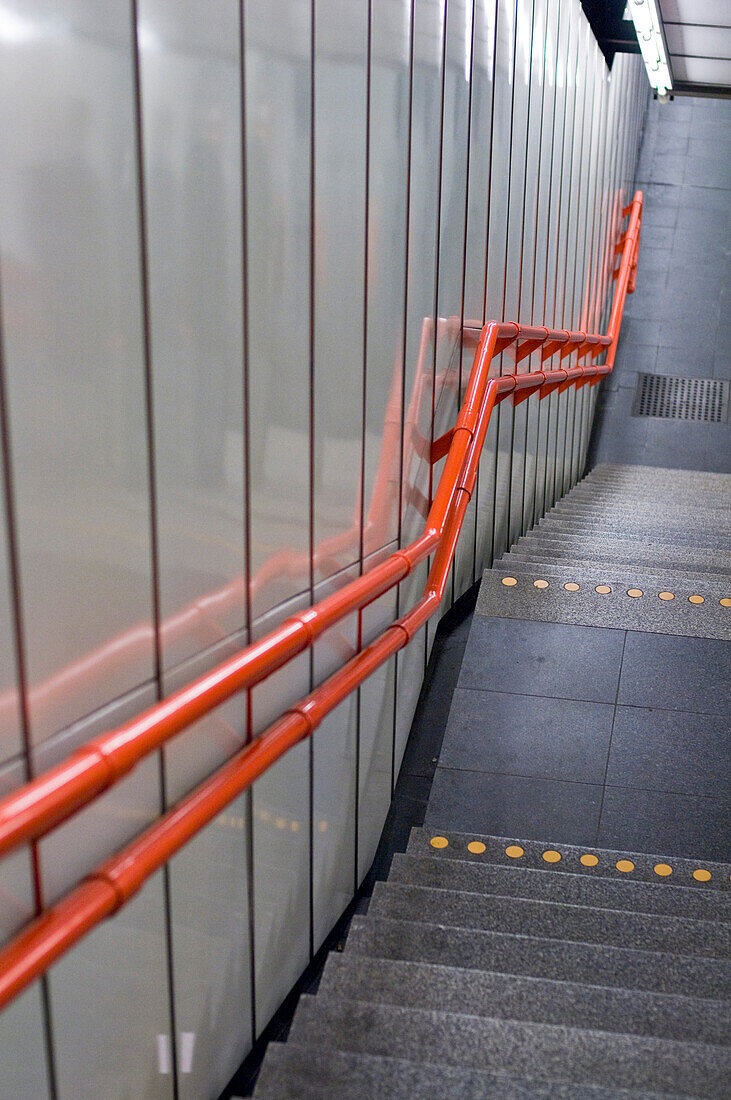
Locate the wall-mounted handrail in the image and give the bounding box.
[0,191,643,1012]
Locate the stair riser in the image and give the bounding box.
[287,997,729,1097]
[368,883,727,959]
[320,955,730,1045]
[388,854,731,923]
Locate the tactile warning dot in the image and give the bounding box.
[430,836,449,849]
[564,583,580,592]
[467,841,486,854]
[595,585,611,595]
[533,579,549,589]
[654,863,673,877]
[542,849,562,863]
[689,594,704,604]
[616,859,635,873]
[501,576,518,587]
[627,589,643,598]
[693,868,712,882]
[658,592,674,601]
[505,845,524,858]
[721,598,731,608]
[580,853,599,867]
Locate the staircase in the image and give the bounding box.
[252,463,730,1098]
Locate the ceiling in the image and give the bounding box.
[659,0,731,96]
[581,0,731,97]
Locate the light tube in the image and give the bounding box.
[627,0,672,97]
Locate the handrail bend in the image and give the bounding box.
[0,191,643,1011]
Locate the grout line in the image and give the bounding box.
[595,630,627,846]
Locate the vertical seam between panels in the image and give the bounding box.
[567,26,594,485]
[528,0,554,526]
[490,0,519,565]
[0,250,58,1100]
[129,4,179,1095]
[355,0,373,898]
[307,0,316,967]
[456,0,477,596]
[511,0,536,546]
[393,0,416,796]
[424,0,448,678]
[542,0,566,515]
[477,0,499,573]
[552,0,574,503]
[238,0,257,1046]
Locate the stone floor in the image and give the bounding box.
[588,94,731,474]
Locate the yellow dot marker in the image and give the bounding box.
[658,592,674,601]
[505,844,524,858]
[689,594,704,604]
[654,863,673,877]
[467,841,486,854]
[721,598,731,608]
[627,589,643,598]
[534,579,549,589]
[501,576,518,587]
[595,585,611,595]
[430,836,449,849]
[616,859,635,873]
[580,853,599,867]
[542,849,562,863]
[564,582,580,592]
[693,868,712,882]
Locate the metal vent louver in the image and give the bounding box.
[632,373,729,422]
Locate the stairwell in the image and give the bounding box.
[251,462,730,1097]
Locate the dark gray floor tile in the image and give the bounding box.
[441,688,614,784]
[607,705,730,798]
[618,632,731,715]
[651,153,687,187]
[459,617,625,703]
[684,155,731,191]
[425,766,602,845]
[598,786,729,862]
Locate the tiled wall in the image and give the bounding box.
[0,2,645,1097]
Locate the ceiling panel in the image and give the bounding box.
[660,0,731,25]
[670,55,731,86]
[665,25,731,60]
[660,0,731,92]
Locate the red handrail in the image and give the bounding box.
[0,191,643,1011]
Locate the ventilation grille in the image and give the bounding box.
[632,373,729,422]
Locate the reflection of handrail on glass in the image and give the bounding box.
[0,314,459,742]
[0,192,643,1010]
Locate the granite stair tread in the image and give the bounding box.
[475,566,731,637]
[405,829,731,890]
[346,914,730,999]
[494,559,728,586]
[285,996,730,1097]
[252,1043,682,1099]
[387,852,731,922]
[367,881,727,959]
[318,954,730,1044]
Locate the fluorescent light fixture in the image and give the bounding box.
[626,0,672,97]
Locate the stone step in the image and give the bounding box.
[318,953,730,1045]
[498,550,731,581]
[252,1042,675,1099]
[405,829,731,892]
[387,853,731,923]
[367,881,727,959]
[507,541,729,575]
[286,996,729,1096]
[494,557,727,588]
[476,566,731,639]
[346,915,730,999]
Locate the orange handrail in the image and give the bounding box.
[0,191,643,1011]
